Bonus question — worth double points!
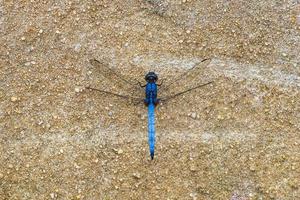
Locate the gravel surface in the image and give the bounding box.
[1,0,300,199]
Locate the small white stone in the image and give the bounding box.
[189,192,197,200]
[133,172,141,179]
[118,149,123,154]
[11,96,18,102]
[190,165,197,172]
[190,112,197,119]
[74,43,81,52]
[25,62,31,66]
[75,87,81,93]
[50,193,56,199]
[74,164,80,169]
[114,148,123,154]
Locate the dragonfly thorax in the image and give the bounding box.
[145,72,158,83]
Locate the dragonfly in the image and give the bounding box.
[86,58,214,160]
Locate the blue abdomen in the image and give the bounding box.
[148,103,155,159]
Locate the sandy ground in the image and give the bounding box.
[1,0,300,199]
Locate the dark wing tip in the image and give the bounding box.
[89,58,99,64]
[201,58,212,63]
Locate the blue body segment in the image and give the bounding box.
[148,103,155,159]
[145,82,158,159]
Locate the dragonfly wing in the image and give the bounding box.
[87,58,145,101]
[86,86,144,104]
[158,58,215,101]
[89,59,143,90]
[160,81,213,102]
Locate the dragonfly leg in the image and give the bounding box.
[139,81,147,88]
[154,99,160,106]
[157,79,164,87]
[144,99,149,106]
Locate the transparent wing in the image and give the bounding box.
[86,58,145,104]
[158,58,215,102]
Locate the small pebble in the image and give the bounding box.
[11,96,18,102]
[117,149,123,154]
[190,165,197,172]
[50,193,56,199]
[75,87,81,93]
[133,172,141,179]
[114,148,123,154]
[217,115,224,120]
[249,164,256,171]
[74,43,81,52]
[25,62,31,66]
[190,112,197,119]
[189,192,197,200]
[74,164,80,169]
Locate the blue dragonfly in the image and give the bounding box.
[86,58,213,160]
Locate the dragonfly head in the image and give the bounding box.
[145,72,158,83]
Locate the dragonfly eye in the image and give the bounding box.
[145,72,158,83]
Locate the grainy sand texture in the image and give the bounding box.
[0,0,300,199]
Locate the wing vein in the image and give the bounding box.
[89,59,143,91]
[160,81,213,102]
[86,86,143,102]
